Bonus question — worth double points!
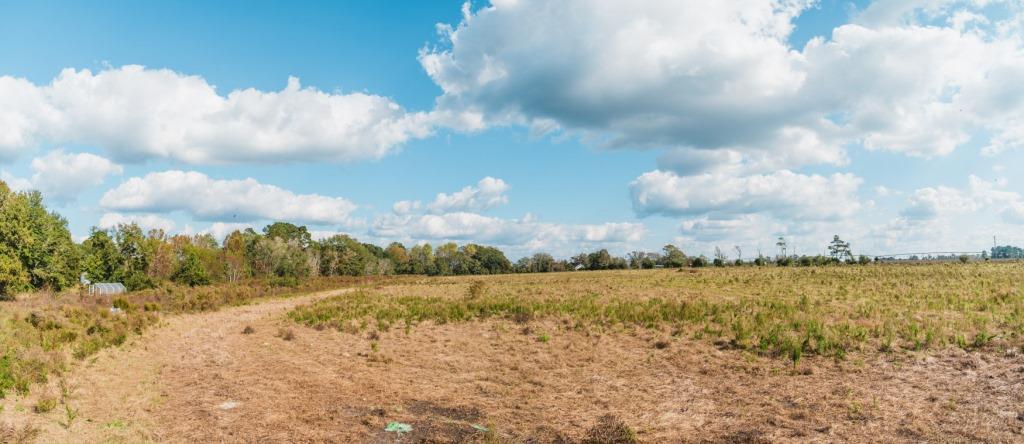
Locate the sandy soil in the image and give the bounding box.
[5,288,1023,443]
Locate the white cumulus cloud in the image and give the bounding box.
[421,0,1024,170]
[1,150,122,203]
[630,169,863,220]
[902,175,1024,224]
[100,170,358,226]
[426,176,509,213]
[0,65,433,163]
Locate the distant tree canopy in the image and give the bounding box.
[828,235,853,262]
[991,245,1024,259]
[262,222,312,249]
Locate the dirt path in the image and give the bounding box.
[20,288,354,443]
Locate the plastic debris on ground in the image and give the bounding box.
[385,422,413,434]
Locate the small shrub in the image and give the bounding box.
[582,414,637,444]
[33,397,57,414]
[276,328,295,341]
[242,326,255,334]
[653,340,670,350]
[112,298,133,312]
[467,281,486,299]
[59,403,79,429]
[690,257,707,268]
[537,333,551,343]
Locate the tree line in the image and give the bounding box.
[2,180,690,296]
[2,180,993,298]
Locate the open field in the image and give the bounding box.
[2,264,1024,442]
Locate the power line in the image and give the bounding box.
[867,251,983,258]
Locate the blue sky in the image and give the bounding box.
[2,0,1024,259]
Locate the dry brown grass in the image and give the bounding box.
[291,264,1024,361]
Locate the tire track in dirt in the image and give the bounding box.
[23,288,355,443]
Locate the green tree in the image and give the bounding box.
[661,244,687,268]
[262,222,312,249]
[114,223,154,290]
[587,249,612,270]
[171,247,210,286]
[81,229,122,283]
[530,252,555,272]
[0,185,79,292]
[0,248,29,299]
[221,230,248,282]
[317,235,371,276]
[409,244,436,275]
[385,242,410,273]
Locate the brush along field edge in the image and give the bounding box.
[289,266,1024,360]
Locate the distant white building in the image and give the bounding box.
[82,273,126,295]
[88,282,126,295]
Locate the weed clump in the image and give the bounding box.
[33,397,57,414]
[276,328,296,341]
[467,281,486,299]
[242,326,255,334]
[582,414,637,444]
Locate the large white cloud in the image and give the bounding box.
[421,0,1024,168]
[0,65,433,163]
[902,175,1024,224]
[630,169,863,220]
[2,150,122,203]
[100,170,358,225]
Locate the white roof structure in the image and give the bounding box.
[88,283,126,295]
